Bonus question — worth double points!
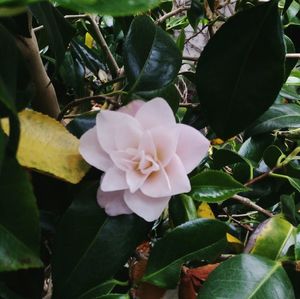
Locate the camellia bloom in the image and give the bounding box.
[79,98,210,222]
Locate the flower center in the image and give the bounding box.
[137,151,160,175]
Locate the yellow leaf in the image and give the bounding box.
[197,202,243,247]
[1,109,90,184]
[85,32,94,49]
[197,202,215,219]
[226,233,242,245]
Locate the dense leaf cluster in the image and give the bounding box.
[1,0,300,298]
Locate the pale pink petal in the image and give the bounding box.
[175,124,210,173]
[118,100,145,116]
[97,188,132,216]
[148,126,178,166]
[101,166,128,191]
[135,97,176,130]
[165,155,191,194]
[138,131,157,158]
[124,190,170,221]
[110,150,137,172]
[96,110,142,153]
[126,170,148,193]
[79,127,113,171]
[140,168,172,197]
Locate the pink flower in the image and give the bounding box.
[79,98,210,221]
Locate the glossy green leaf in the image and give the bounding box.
[97,295,130,299]
[143,218,228,288]
[169,194,197,226]
[190,170,249,203]
[198,254,295,299]
[71,40,106,78]
[212,148,254,182]
[66,112,97,138]
[136,84,180,113]
[281,194,297,226]
[123,15,181,92]
[195,1,285,139]
[284,35,298,81]
[0,156,42,272]
[52,182,151,299]
[295,225,300,260]
[245,104,300,137]
[187,0,204,30]
[244,215,295,260]
[30,2,76,68]
[53,0,160,16]
[263,145,284,169]
[238,135,275,165]
[78,280,125,299]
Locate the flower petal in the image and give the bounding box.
[126,170,148,193]
[175,124,210,173]
[124,190,170,222]
[97,188,132,216]
[148,126,178,166]
[165,155,191,194]
[96,110,143,153]
[135,97,176,130]
[101,166,128,191]
[79,127,112,171]
[118,100,145,116]
[140,168,172,197]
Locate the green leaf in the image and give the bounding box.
[30,2,76,68]
[281,194,297,226]
[0,156,42,272]
[97,295,130,299]
[212,148,254,182]
[52,182,151,298]
[195,1,285,139]
[66,112,97,138]
[295,225,300,260]
[263,145,284,169]
[190,170,249,203]
[78,280,125,299]
[245,104,300,137]
[169,194,197,226]
[187,0,204,30]
[53,0,161,16]
[123,15,181,92]
[136,84,180,113]
[198,254,295,299]
[245,215,295,260]
[284,35,298,80]
[238,135,275,165]
[143,218,228,288]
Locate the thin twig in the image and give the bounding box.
[87,15,120,78]
[232,194,273,218]
[57,95,115,121]
[33,14,87,32]
[244,166,280,187]
[155,6,189,24]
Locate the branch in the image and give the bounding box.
[155,6,189,25]
[16,12,60,118]
[182,53,300,62]
[57,95,117,121]
[232,194,273,218]
[87,15,120,78]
